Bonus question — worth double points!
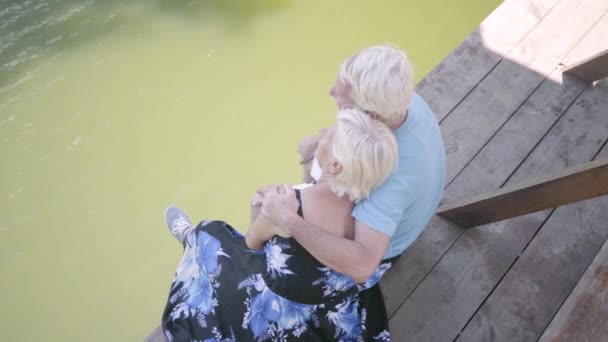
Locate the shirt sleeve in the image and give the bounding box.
[352,171,420,237]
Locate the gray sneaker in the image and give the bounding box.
[164,205,192,237]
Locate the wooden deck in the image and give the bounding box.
[381,0,608,341]
[146,0,608,340]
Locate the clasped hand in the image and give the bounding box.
[250,184,298,238]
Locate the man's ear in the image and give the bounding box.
[368,111,380,120]
[329,161,343,175]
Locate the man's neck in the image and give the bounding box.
[388,110,408,131]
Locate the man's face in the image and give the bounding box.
[329,77,355,110]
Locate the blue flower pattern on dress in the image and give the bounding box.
[314,266,357,297]
[240,275,315,340]
[264,241,295,279]
[358,261,393,291]
[163,220,396,341]
[169,228,227,322]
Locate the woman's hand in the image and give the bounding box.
[246,185,292,248]
[262,184,299,236]
[250,184,281,222]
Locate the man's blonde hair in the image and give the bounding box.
[329,108,398,202]
[338,45,414,126]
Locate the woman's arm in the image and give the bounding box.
[245,210,287,250]
[247,184,293,249]
[250,184,278,223]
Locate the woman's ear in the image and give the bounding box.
[329,161,343,175]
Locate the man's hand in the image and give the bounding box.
[261,184,298,234]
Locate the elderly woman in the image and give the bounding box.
[161,108,398,341]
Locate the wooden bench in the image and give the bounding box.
[563,49,608,82]
[437,158,608,228]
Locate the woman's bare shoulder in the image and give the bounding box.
[300,188,354,239]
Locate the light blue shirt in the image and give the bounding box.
[352,93,446,259]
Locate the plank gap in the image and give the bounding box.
[387,228,467,320]
[499,83,589,189]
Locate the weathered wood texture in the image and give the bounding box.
[456,80,608,342]
[564,49,608,82]
[441,72,586,204]
[561,10,608,67]
[380,0,563,317]
[437,158,608,228]
[385,2,608,340]
[539,232,608,342]
[416,0,561,122]
[390,77,608,341]
[441,0,608,185]
[443,10,608,204]
[379,215,463,317]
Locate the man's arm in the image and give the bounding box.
[262,185,389,283]
[286,214,389,283]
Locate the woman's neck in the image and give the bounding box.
[310,180,352,203]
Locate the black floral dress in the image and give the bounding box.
[162,190,396,341]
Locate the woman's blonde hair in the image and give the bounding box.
[328,108,398,202]
[338,45,414,126]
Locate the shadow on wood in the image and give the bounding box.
[437,158,608,228]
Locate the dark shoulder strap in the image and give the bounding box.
[294,188,303,218]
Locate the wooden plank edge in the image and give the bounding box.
[437,158,608,227]
[539,234,608,342]
[563,48,608,82]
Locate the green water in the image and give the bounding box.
[0,0,501,340]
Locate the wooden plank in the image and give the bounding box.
[388,75,608,341]
[539,233,608,342]
[416,0,562,122]
[443,11,608,204]
[437,158,608,228]
[380,215,464,316]
[383,69,585,318]
[383,0,607,321]
[564,49,608,82]
[388,211,552,340]
[455,80,608,342]
[441,72,586,204]
[441,0,608,185]
[384,0,608,330]
[561,11,608,67]
[458,195,608,342]
[143,326,165,342]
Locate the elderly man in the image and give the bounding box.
[262,45,446,337]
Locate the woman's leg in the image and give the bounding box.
[164,205,194,245]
